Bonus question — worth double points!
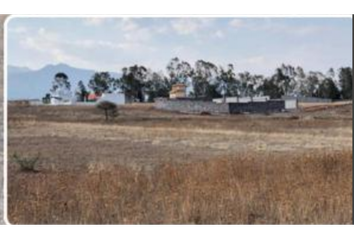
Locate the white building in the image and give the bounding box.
[96,92,126,105]
[50,86,76,105]
[284,99,298,110]
[213,96,270,104]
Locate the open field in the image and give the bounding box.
[7,102,353,224]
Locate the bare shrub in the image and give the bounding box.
[12,153,40,173]
[96,101,118,121]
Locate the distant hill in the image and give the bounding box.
[8,66,32,75]
[7,63,121,100]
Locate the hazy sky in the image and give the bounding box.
[6,17,352,75]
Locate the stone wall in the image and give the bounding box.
[155,98,286,115]
[155,98,229,114]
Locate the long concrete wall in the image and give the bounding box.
[155,98,230,114]
[155,98,286,115]
[213,96,270,103]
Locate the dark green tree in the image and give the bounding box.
[88,72,113,95]
[217,64,240,101]
[279,64,297,96]
[259,77,283,99]
[144,71,170,102]
[42,93,51,104]
[239,71,261,100]
[75,80,89,102]
[116,65,147,102]
[191,60,218,99]
[338,67,353,99]
[317,78,340,100]
[166,57,193,85]
[50,72,70,93]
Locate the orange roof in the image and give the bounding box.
[88,93,100,100]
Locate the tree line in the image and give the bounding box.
[49,57,353,103]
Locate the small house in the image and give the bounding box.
[96,92,126,105]
[169,83,186,99]
[50,87,76,105]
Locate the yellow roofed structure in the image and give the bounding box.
[169,83,186,99]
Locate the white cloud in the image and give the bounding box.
[116,18,153,46]
[290,25,325,36]
[83,18,108,26]
[18,25,158,72]
[21,28,58,51]
[10,18,349,75]
[233,55,279,75]
[171,45,199,63]
[244,56,266,64]
[123,27,151,42]
[72,39,132,51]
[153,25,169,34]
[8,26,28,34]
[214,30,224,39]
[72,37,154,55]
[248,19,326,36]
[170,18,214,35]
[107,41,155,52]
[120,18,139,32]
[20,28,95,69]
[229,19,244,28]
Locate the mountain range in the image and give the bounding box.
[7,63,121,100]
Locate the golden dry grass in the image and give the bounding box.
[7,104,353,224]
[8,150,352,224]
[299,101,353,112]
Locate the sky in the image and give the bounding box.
[6,17,353,76]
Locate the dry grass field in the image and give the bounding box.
[7,102,353,224]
